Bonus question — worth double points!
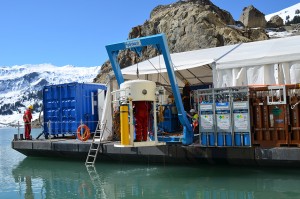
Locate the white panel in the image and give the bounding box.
[246,66,264,85]
[232,67,247,86]
[281,62,291,84]
[214,69,233,88]
[264,64,276,85]
[97,89,105,119]
[100,84,113,141]
[290,63,300,84]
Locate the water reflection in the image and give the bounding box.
[12,158,300,199]
[25,176,34,199]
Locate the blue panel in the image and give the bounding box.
[201,133,207,146]
[234,133,242,146]
[217,133,233,146]
[225,133,232,146]
[209,133,215,146]
[157,135,182,142]
[157,104,181,133]
[217,133,224,146]
[201,132,215,146]
[244,133,250,146]
[234,132,250,146]
[43,82,106,135]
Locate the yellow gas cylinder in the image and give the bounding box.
[120,105,130,145]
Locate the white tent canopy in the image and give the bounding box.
[120,35,300,88]
[216,35,300,69]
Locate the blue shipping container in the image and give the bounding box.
[43,82,106,136]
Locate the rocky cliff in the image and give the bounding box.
[239,5,267,28]
[94,0,270,83]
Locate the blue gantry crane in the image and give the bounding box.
[105,33,193,145]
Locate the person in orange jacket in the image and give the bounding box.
[23,105,33,140]
[187,109,199,135]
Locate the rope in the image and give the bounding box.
[158,55,161,83]
[146,55,191,86]
[0,122,22,127]
[147,59,169,84]
[43,120,102,124]
[291,100,300,109]
[136,62,139,79]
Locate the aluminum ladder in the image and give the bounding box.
[85,121,106,166]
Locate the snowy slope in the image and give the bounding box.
[265,3,300,24]
[264,3,300,38]
[0,64,100,127]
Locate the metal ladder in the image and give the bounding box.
[86,165,107,198]
[85,121,106,166]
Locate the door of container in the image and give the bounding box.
[232,101,251,146]
[215,88,232,147]
[199,103,215,146]
[43,85,61,135]
[197,89,215,146]
[231,87,251,147]
[81,84,96,132]
[67,83,78,133]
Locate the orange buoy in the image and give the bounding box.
[77,124,90,141]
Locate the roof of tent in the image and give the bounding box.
[121,35,300,85]
[217,35,300,69]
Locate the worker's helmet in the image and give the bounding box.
[190,109,195,113]
[28,105,33,110]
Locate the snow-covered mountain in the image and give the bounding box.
[264,3,300,38]
[0,64,100,127]
[266,3,300,24]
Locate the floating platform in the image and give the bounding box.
[11,139,300,167]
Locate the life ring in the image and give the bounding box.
[77,124,90,141]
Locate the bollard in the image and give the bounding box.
[17,121,20,140]
[120,105,130,145]
[47,121,51,140]
[14,134,18,141]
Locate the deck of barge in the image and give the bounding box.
[11,139,300,167]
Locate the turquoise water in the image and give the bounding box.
[1,128,300,199]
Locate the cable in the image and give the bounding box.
[38,104,44,128]
[136,62,139,79]
[146,59,169,84]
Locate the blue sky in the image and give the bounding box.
[0,0,299,67]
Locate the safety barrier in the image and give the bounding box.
[196,85,300,148]
[215,88,232,147]
[197,89,215,146]
[43,120,100,138]
[197,87,251,147]
[249,86,289,147]
[232,87,251,147]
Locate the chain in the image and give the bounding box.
[291,100,300,109]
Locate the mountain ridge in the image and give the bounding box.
[0,64,100,127]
